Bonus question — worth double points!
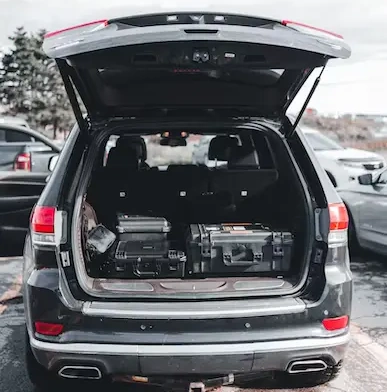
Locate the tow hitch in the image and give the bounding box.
[114,372,270,391]
[189,374,234,392]
[188,381,206,392]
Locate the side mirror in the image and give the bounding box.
[48,155,59,172]
[358,173,374,185]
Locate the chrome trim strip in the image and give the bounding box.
[82,297,306,319]
[31,332,350,356]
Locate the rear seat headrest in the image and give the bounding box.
[106,144,140,170]
[228,144,259,169]
[208,136,239,161]
[116,136,147,161]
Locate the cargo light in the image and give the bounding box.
[322,315,349,331]
[328,202,349,247]
[31,206,56,246]
[281,20,344,40]
[44,19,109,39]
[35,321,64,336]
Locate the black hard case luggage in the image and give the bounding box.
[113,215,185,278]
[186,224,293,275]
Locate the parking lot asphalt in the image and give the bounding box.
[0,254,386,392]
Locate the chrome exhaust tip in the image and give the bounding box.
[287,359,328,374]
[58,365,102,380]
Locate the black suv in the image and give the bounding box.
[23,12,353,392]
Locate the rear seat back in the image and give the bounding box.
[142,165,210,219]
[166,164,209,198]
[211,169,279,202]
[208,135,239,161]
[88,134,279,225]
[208,135,278,214]
[88,141,142,225]
[104,165,209,220]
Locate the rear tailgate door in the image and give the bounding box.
[43,12,351,129]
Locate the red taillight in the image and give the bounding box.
[282,20,344,39]
[31,206,56,234]
[34,321,64,336]
[44,19,109,39]
[14,152,31,171]
[31,206,57,246]
[322,316,349,331]
[329,203,349,231]
[328,203,348,247]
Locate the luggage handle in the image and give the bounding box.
[133,259,159,277]
[223,250,264,266]
[273,246,284,257]
[134,269,157,277]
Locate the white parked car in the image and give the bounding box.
[302,127,386,187]
[0,116,30,128]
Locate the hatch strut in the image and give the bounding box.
[56,59,89,136]
[286,66,326,138]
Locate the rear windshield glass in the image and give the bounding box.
[103,133,267,169]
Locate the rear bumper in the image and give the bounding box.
[30,331,350,376]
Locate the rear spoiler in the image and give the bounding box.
[45,12,344,40]
[43,12,350,60]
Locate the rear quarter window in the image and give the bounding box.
[5,130,34,142]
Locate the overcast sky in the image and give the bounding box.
[1,0,387,115]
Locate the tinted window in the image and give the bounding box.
[0,129,5,141]
[5,130,33,142]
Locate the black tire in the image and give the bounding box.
[25,329,64,391]
[275,361,343,388]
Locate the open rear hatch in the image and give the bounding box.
[43,12,351,300]
[43,12,350,133]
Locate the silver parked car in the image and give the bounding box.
[339,169,387,255]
